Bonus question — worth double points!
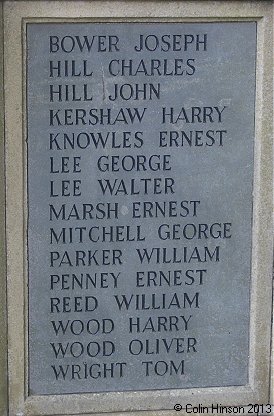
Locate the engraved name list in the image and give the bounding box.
[27,22,256,395]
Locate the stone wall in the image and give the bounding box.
[0,2,273,416]
[0,2,8,415]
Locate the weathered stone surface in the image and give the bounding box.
[2,1,273,415]
[0,3,7,416]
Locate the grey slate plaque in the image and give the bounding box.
[27,22,256,395]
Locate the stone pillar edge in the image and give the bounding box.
[0,1,8,416]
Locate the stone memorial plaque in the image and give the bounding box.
[27,22,256,395]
